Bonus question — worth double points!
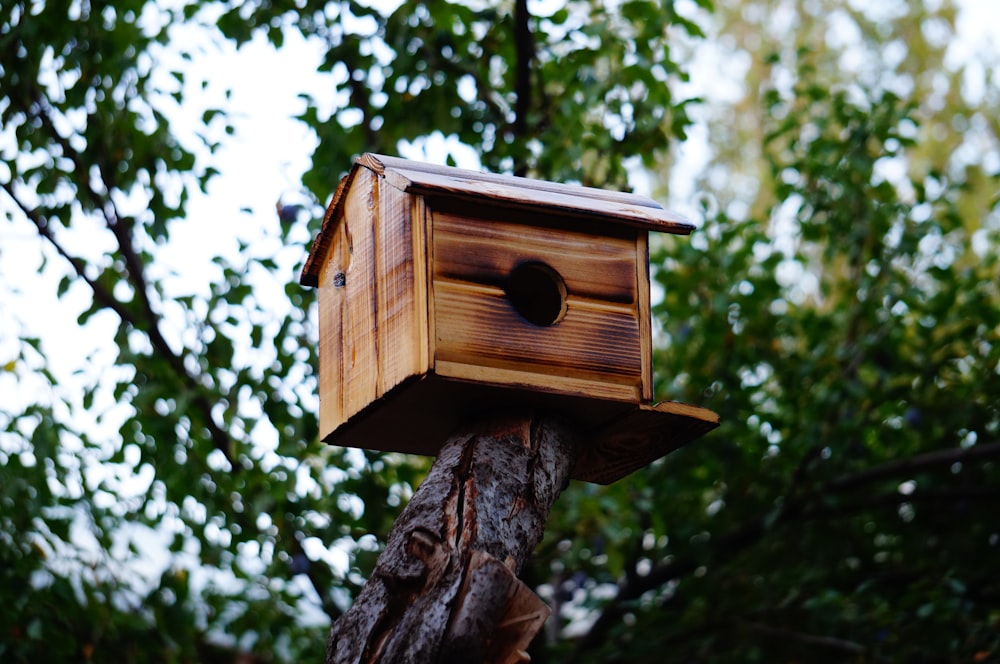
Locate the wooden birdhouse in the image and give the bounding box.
[301,154,718,484]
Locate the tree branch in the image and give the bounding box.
[3,179,235,464]
[735,619,866,654]
[512,0,534,175]
[2,181,131,322]
[824,439,1000,494]
[801,484,1000,520]
[576,438,1000,654]
[327,412,578,663]
[15,92,237,466]
[345,61,379,150]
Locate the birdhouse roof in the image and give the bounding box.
[301,153,694,287]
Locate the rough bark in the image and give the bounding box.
[326,411,578,664]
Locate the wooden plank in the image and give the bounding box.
[320,373,635,460]
[339,169,380,427]
[375,178,426,396]
[301,170,357,287]
[636,232,653,402]
[384,167,693,234]
[306,153,693,287]
[434,360,640,404]
[359,152,666,210]
[432,210,639,304]
[577,401,720,484]
[317,218,349,437]
[319,374,715,484]
[418,197,436,369]
[433,280,642,388]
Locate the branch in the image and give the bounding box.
[439,57,510,134]
[801,484,1000,521]
[574,512,768,654]
[31,92,157,320]
[16,93,237,466]
[735,619,866,654]
[824,439,1000,494]
[512,0,534,175]
[2,181,132,322]
[32,95,166,346]
[3,180,235,465]
[345,61,379,150]
[575,438,1000,654]
[327,412,578,664]
[288,532,344,624]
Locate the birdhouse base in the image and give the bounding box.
[322,373,718,484]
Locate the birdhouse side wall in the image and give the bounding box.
[316,168,430,441]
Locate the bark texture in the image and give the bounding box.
[326,411,578,664]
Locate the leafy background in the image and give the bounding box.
[1,0,998,661]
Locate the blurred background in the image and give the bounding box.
[1,0,998,661]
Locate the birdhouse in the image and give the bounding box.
[301,154,717,484]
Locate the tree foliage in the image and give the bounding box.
[1,0,998,662]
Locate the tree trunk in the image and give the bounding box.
[326,411,579,664]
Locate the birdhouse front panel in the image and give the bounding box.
[429,204,651,404]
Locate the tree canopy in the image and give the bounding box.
[1,0,998,661]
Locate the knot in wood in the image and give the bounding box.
[405,527,443,565]
[377,527,448,592]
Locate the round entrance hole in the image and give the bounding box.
[505,261,568,327]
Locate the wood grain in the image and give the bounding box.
[433,280,642,400]
[319,374,636,462]
[577,401,721,484]
[316,169,429,440]
[432,210,639,304]
[360,152,662,209]
[430,207,645,404]
[301,170,356,287]
[316,181,357,436]
[636,232,653,402]
[375,176,427,396]
[339,170,380,423]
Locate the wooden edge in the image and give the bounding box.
[300,167,359,287]
[358,152,664,210]
[385,168,694,234]
[360,153,694,234]
[357,151,389,175]
[319,373,636,457]
[636,232,653,402]
[413,196,433,373]
[643,400,721,423]
[575,401,719,485]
